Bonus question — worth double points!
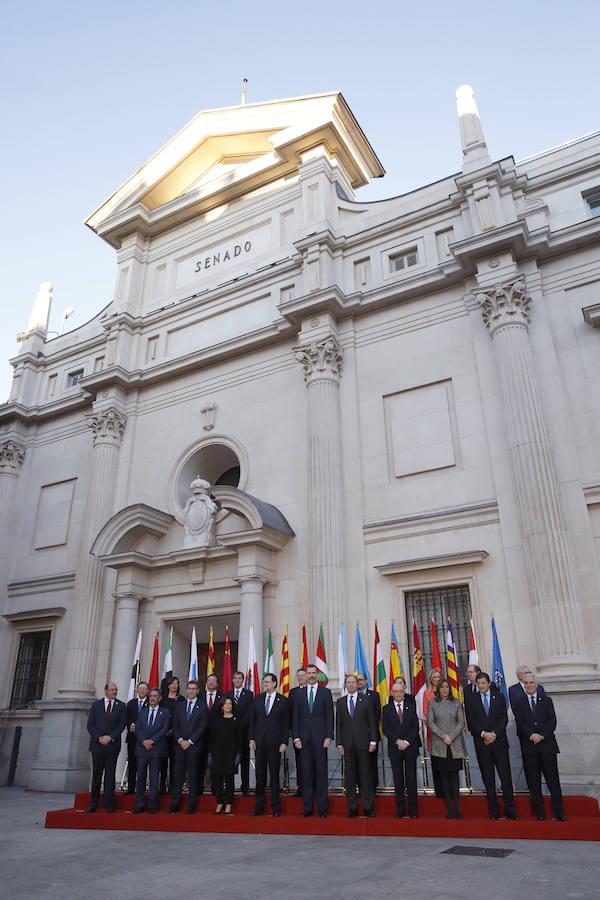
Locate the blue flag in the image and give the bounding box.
[353,623,372,688]
[491,617,508,706]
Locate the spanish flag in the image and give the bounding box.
[207,625,215,677]
[279,629,291,696]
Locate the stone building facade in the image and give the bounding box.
[1,87,600,792]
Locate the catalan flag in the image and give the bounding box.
[207,625,215,677]
[412,620,426,721]
[373,621,388,715]
[446,618,461,701]
[279,629,291,696]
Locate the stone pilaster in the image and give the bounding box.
[294,335,346,651]
[236,575,266,677]
[477,278,595,675]
[0,439,25,536]
[59,406,127,696]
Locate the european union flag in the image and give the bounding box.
[491,616,508,706]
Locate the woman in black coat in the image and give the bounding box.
[210,697,241,815]
[160,675,185,792]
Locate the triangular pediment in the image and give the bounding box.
[85,92,384,248]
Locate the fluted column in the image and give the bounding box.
[294,336,346,651]
[60,407,127,696]
[236,575,265,677]
[478,278,595,674]
[0,439,25,536]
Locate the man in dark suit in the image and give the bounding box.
[169,679,207,814]
[336,673,377,817]
[86,681,127,813]
[512,673,566,821]
[509,665,546,708]
[292,663,334,817]
[466,672,517,819]
[132,688,171,813]
[125,681,149,795]
[464,663,481,703]
[289,667,308,796]
[382,677,421,818]
[249,673,289,817]
[197,673,222,796]
[357,672,382,790]
[226,670,253,795]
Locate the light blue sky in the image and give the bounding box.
[2,0,598,401]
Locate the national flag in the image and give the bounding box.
[353,622,371,687]
[430,619,443,671]
[389,623,406,691]
[207,625,215,677]
[468,619,479,667]
[188,626,198,681]
[412,620,427,721]
[373,621,388,715]
[446,618,461,701]
[264,626,274,676]
[338,623,349,694]
[246,624,260,696]
[127,629,142,702]
[161,626,173,680]
[491,616,508,705]
[279,629,291,696]
[148,630,160,689]
[222,625,233,694]
[300,624,309,669]
[315,624,329,685]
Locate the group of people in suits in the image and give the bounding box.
[86,659,566,822]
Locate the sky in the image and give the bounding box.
[1,0,599,402]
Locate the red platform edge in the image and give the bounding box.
[45,793,600,842]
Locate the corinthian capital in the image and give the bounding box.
[477,278,531,334]
[88,407,127,447]
[0,439,26,475]
[294,337,343,384]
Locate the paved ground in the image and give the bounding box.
[1,788,599,900]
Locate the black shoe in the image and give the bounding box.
[490,813,500,820]
[302,811,313,818]
[125,790,135,796]
[537,814,547,821]
[556,813,568,822]
[168,806,178,814]
[294,789,303,797]
[132,807,145,814]
[148,808,158,814]
[86,805,97,814]
[346,811,358,818]
[105,807,115,814]
[272,811,281,818]
[364,810,375,818]
[455,812,463,820]
[409,814,418,819]
[251,809,264,817]
[318,812,327,818]
[505,811,519,820]
[241,790,250,797]
[446,812,454,819]
[186,808,195,815]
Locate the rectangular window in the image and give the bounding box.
[93,356,105,373]
[585,189,600,217]
[10,631,51,709]
[405,584,473,680]
[389,247,419,273]
[66,369,84,387]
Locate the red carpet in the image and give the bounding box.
[45,792,600,841]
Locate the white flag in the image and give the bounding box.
[338,624,349,695]
[127,629,142,702]
[189,626,198,681]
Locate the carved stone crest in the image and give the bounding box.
[183,477,218,548]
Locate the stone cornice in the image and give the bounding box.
[375,550,489,576]
[7,573,75,598]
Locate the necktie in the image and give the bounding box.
[235,690,240,703]
[105,700,112,718]
[349,695,355,718]
[150,709,156,728]
[309,687,314,712]
[208,694,214,710]
[187,701,193,719]
[138,699,143,711]
[266,695,272,715]
[530,695,537,714]
[483,692,490,714]
[397,703,403,723]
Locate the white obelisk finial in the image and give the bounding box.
[456,84,492,174]
[241,78,248,105]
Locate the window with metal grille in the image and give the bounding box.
[405,585,472,682]
[10,631,51,709]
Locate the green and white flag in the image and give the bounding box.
[263,626,274,676]
[162,626,173,680]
